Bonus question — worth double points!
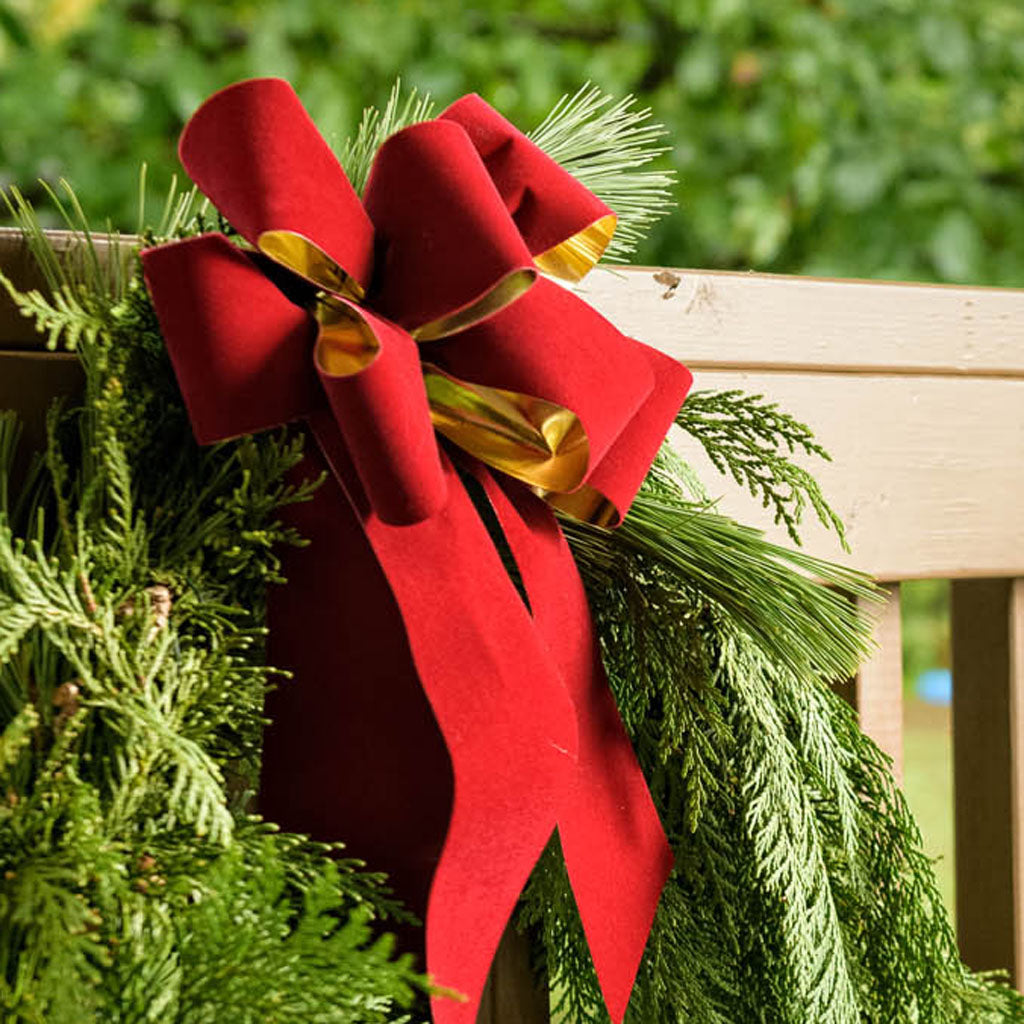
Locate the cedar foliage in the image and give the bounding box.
[1,84,1021,1024]
[521,445,1024,1022]
[0,214,425,1020]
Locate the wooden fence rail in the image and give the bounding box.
[581,262,1024,992]
[2,228,1023,1016]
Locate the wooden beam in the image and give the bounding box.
[952,578,1024,982]
[670,370,1024,581]
[0,351,83,490]
[582,265,1024,377]
[855,584,904,782]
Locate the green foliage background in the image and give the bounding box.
[2,0,1024,284]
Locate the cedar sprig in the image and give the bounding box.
[676,388,848,547]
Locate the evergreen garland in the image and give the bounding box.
[0,83,1020,1024]
[0,207,426,1020]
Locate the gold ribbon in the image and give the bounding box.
[256,218,619,521]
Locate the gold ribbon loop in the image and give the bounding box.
[410,268,536,342]
[423,366,590,495]
[313,297,381,376]
[258,229,367,301]
[533,213,617,283]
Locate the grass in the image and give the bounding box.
[902,693,956,921]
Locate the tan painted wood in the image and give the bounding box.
[0,228,131,347]
[476,924,549,1024]
[581,265,1024,377]
[952,579,1024,982]
[669,371,1024,581]
[582,264,1024,581]
[855,585,904,782]
[0,351,83,488]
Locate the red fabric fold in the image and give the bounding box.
[364,120,537,334]
[582,345,693,522]
[261,441,454,931]
[441,93,614,257]
[306,417,579,1024]
[179,78,376,292]
[315,301,447,525]
[474,468,673,1023]
[140,234,319,444]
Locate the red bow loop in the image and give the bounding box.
[440,94,616,281]
[140,233,321,445]
[362,120,538,339]
[179,78,376,296]
[141,230,446,525]
[314,299,448,525]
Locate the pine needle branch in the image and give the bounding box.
[141,168,206,242]
[0,703,38,775]
[338,80,434,195]
[0,410,19,517]
[564,446,877,686]
[2,181,126,352]
[529,83,675,261]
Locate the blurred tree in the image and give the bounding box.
[2,0,1024,283]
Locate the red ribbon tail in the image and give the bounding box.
[475,468,673,1023]
[305,416,579,1024]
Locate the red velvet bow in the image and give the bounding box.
[141,78,691,1024]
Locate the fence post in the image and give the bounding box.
[952,578,1024,982]
[476,924,550,1024]
[855,584,904,781]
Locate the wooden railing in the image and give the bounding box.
[582,265,1024,992]
[3,230,1023,1016]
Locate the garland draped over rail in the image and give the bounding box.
[0,81,1020,1024]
